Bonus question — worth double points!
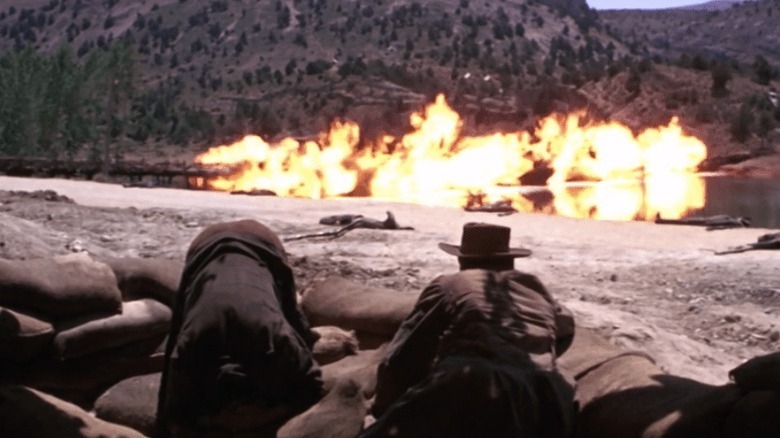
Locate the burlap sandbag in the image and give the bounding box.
[561,328,742,438]
[277,378,367,438]
[15,347,165,409]
[321,344,389,398]
[94,373,161,437]
[557,327,653,380]
[0,306,55,363]
[0,385,146,438]
[301,276,417,339]
[100,257,183,307]
[311,326,359,365]
[0,253,122,318]
[53,299,171,360]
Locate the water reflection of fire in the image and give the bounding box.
[549,174,705,221]
[192,94,707,221]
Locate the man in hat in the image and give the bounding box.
[360,222,576,438]
[157,220,323,437]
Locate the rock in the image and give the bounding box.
[66,239,85,253]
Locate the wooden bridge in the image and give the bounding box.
[0,156,237,189]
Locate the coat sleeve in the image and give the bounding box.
[372,278,450,417]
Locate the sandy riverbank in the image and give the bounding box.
[1,175,778,385]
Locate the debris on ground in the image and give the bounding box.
[716,232,780,255]
[655,213,751,231]
[285,212,414,242]
[229,189,277,196]
[463,192,518,215]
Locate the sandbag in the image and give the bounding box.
[53,299,171,360]
[100,257,183,307]
[301,276,417,338]
[728,351,780,392]
[565,329,742,438]
[15,347,165,409]
[557,327,654,380]
[0,253,122,318]
[0,385,146,438]
[0,306,55,363]
[321,344,388,399]
[312,326,359,365]
[277,378,367,438]
[94,373,161,437]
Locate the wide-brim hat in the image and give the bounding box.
[439,222,531,259]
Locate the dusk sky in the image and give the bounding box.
[586,0,705,9]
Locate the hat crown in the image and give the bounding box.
[459,222,511,256]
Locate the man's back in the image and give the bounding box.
[365,269,574,438]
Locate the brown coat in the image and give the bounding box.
[157,220,322,437]
[362,269,575,438]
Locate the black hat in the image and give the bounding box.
[438,222,531,259]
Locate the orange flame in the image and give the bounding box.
[194,94,708,220]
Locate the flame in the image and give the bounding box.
[193,94,708,220]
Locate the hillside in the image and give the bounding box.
[0,0,776,173]
[677,0,756,11]
[601,0,780,67]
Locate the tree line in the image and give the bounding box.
[0,41,221,166]
[0,42,133,164]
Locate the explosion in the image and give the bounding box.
[192,94,707,221]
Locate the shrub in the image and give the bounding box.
[711,62,732,97]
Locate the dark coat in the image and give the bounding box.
[157,220,322,436]
[362,269,575,438]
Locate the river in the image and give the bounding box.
[520,174,780,229]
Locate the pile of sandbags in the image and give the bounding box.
[556,327,780,438]
[0,253,182,410]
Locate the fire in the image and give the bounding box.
[193,94,708,221]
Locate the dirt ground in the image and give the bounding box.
[1,175,778,386]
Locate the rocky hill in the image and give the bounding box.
[0,0,776,170]
[601,0,779,67]
[678,0,756,11]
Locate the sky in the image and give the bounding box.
[586,0,706,9]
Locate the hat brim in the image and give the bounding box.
[438,242,532,258]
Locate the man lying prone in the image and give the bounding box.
[156,220,323,437]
